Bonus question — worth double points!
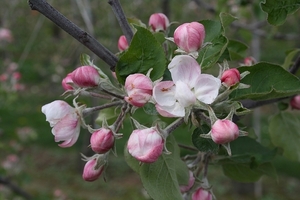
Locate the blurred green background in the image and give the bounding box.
[1,0,300,199]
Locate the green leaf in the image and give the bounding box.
[226,40,248,61]
[139,135,189,200]
[219,12,237,33]
[192,125,219,153]
[227,137,277,165]
[222,162,276,182]
[116,26,166,84]
[143,102,158,116]
[230,62,300,100]
[261,0,300,26]
[124,135,189,200]
[80,53,93,66]
[282,49,300,70]
[197,20,229,69]
[219,137,277,182]
[269,111,300,162]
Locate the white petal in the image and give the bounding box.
[41,100,74,127]
[174,80,196,107]
[155,103,185,117]
[194,74,221,104]
[168,55,201,88]
[153,81,176,106]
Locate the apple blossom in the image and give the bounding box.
[124,73,153,107]
[62,73,74,91]
[90,128,114,154]
[221,68,240,87]
[127,127,164,163]
[153,55,221,117]
[71,66,100,88]
[82,158,105,182]
[243,56,256,66]
[148,13,169,32]
[41,100,81,147]
[174,22,205,54]
[211,119,239,144]
[290,95,300,110]
[192,188,213,200]
[180,171,195,193]
[118,35,129,52]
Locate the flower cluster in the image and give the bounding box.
[41,12,248,190]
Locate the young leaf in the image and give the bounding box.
[226,40,248,61]
[282,49,300,70]
[222,162,277,182]
[116,26,166,84]
[139,135,189,200]
[269,111,300,162]
[261,0,300,26]
[230,62,300,100]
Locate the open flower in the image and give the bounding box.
[41,100,81,147]
[153,55,221,117]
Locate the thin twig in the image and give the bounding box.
[108,0,133,44]
[28,0,118,71]
[0,176,32,200]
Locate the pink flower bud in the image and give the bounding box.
[90,128,114,154]
[62,73,74,91]
[118,35,129,52]
[127,127,164,163]
[71,66,100,88]
[290,95,300,110]
[221,68,240,86]
[148,13,169,32]
[211,119,239,144]
[180,171,195,193]
[192,188,213,200]
[82,158,104,182]
[124,73,153,107]
[174,22,205,53]
[244,57,256,66]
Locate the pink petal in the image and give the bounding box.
[175,80,196,107]
[155,103,185,117]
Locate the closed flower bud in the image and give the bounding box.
[174,22,205,53]
[180,171,195,193]
[221,68,240,86]
[244,56,256,66]
[290,95,300,110]
[90,128,114,154]
[192,188,213,200]
[0,28,13,42]
[62,73,74,91]
[82,158,104,182]
[71,66,100,88]
[148,13,169,32]
[211,119,239,144]
[124,73,153,107]
[118,35,129,52]
[127,127,164,163]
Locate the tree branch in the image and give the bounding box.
[28,0,118,71]
[0,176,32,200]
[108,0,133,44]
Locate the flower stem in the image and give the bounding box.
[164,117,184,136]
[82,100,123,117]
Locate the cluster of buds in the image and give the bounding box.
[41,13,249,187]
